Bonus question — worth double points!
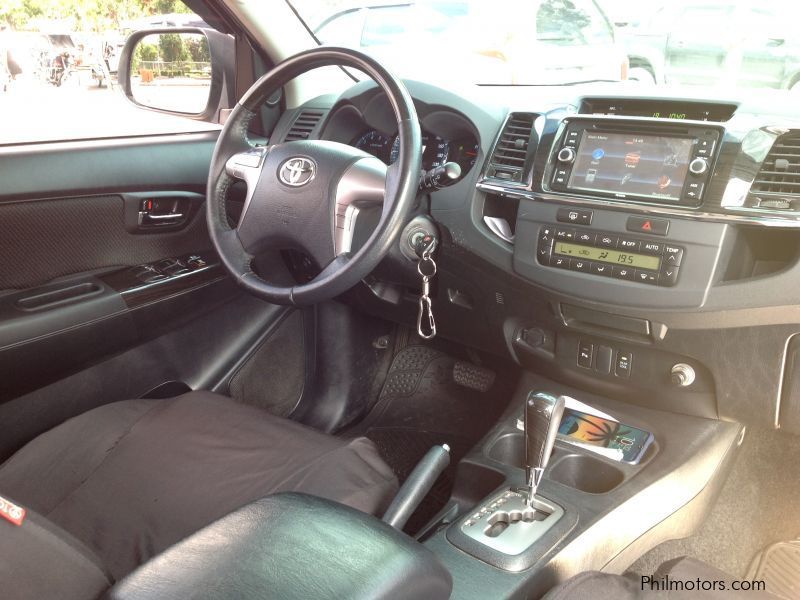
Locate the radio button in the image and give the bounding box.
[612,266,636,281]
[634,269,659,285]
[575,231,596,245]
[557,207,592,225]
[617,237,640,251]
[555,228,575,241]
[663,245,684,266]
[641,241,663,255]
[553,169,568,185]
[557,147,577,163]
[591,263,613,277]
[552,256,571,269]
[597,234,618,248]
[660,266,680,286]
[566,131,580,147]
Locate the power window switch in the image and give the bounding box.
[577,341,593,369]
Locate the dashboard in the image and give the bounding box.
[274,80,800,436]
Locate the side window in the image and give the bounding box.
[0,1,221,145]
[536,0,613,46]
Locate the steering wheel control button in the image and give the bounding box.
[626,216,669,236]
[556,207,592,225]
[279,157,316,187]
[577,341,594,369]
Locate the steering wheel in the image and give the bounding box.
[206,47,421,305]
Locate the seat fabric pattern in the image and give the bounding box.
[0,392,398,579]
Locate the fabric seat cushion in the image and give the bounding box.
[0,391,398,579]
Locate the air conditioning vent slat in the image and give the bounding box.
[751,131,800,199]
[486,113,536,183]
[285,110,324,141]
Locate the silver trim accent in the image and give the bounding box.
[279,157,317,187]
[774,334,797,429]
[460,489,564,555]
[334,157,387,255]
[225,147,268,225]
[477,183,800,228]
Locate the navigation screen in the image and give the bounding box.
[568,132,693,201]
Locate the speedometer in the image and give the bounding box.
[390,133,449,170]
[353,130,391,163]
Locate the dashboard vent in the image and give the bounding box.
[285,110,324,141]
[752,132,800,200]
[486,113,535,183]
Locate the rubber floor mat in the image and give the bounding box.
[349,345,516,534]
[747,540,800,600]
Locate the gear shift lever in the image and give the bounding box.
[525,391,566,507]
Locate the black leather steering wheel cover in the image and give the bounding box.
[206,47,421,305]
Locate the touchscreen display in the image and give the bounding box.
[553,241,661,271]
[568,132,693,201]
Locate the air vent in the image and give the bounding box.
[751,132,800,200]
[285,110,324,141]
[486,113,535,183]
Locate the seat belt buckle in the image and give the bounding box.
[0,495,26,526]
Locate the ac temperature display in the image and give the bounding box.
[553,241,661,271]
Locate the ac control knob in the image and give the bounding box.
[670,363,696,387]
[688,157,709,175]
[557,147,576,164]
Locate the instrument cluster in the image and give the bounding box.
[353,129,479,174]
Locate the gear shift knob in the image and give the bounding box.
[525,391,566,506]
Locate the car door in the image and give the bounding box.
[664,4,734,86]
[0,4,287,461]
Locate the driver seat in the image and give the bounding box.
[0,392,398,585]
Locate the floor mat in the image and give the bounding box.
[629,427,800,578]
[747,540,800,600]
[348,344,517,534]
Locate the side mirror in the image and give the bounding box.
[118,27,234,122]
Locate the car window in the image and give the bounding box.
[0,1,220,145]
[537,0,613,46]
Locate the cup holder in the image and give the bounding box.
[549,454,624,494]
[486,432,625,494]
[486,432,525,469]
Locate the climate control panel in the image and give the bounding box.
[537,225,684,287]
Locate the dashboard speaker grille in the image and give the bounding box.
[285,110,324,141]
[752,131,800,198]
[486,113,536,183]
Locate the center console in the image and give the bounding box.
[419,372,743,598]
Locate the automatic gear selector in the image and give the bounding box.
[461,391,566,555]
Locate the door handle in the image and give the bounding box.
[145,213,185,221]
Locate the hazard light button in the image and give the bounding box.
[626,216,669,236]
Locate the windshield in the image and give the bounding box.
[288,0,800,91]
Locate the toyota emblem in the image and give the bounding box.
[279,157,316,187]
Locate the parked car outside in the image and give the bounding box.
[314,0,629,85]
[618,0,800,90]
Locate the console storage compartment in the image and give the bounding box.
[109,492,452,600]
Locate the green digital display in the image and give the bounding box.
[554,242,661,271]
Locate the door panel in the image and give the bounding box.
[0,130,267,428]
